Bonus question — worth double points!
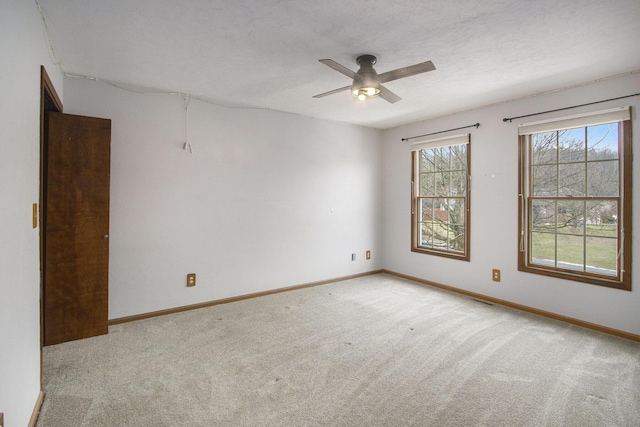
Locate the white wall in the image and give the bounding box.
[63,77,382,320]
[382,72,640,336]
[0,1,64,426]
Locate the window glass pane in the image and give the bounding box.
[531,199,556,233]
[450,171,466,195]
[434,172,449,197]
[432,198,450,247]
[532,132,557,165]
[420,150,436,173]
[419,198,434,221]
[587,160,618,197]
[587,123,618,161]
[555,200,585,272]
[446,197,463,223]
[431,227,447,248]
[585,200,617,233]
[557,200,585,231]
[447,223,465,252]
[557,234,584,272]
[435,146,450,171]
[420,173,435,196]
[558,163,585,196]
[532,164,557,196]
[585,236,617,276]
[419,222,434,247]
[531,231,555,267]
[558,128,585,163]
[450,144,467,170]
[432,172,442,196]
[429,198,448,223]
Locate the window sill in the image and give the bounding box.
[412,247,470,262]
[518,263,630,291]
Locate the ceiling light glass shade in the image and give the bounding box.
[351,73,381,100]
[353,87,380,100]
[352,86,380,97]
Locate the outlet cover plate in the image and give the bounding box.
[187,273,196,287]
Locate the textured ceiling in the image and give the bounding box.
[37,0,640,129]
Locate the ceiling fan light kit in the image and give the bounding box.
[314,54,436,104]
[351,54,382,100]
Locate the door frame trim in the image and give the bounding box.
[39,66,62,392]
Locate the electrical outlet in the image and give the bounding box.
[187,273,196,287]
[32,203,38,228]
[492,269,501,282]
[351,253,356,261]
[366,250,371,260]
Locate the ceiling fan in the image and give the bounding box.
[313,54,436,103]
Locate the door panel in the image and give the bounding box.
[44,111,111,346]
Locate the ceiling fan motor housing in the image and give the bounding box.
[352,55,381,98]
[356,54,377,67]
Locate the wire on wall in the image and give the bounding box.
[401,123,480,142]
[35,0,63,68]
[183,95,192,154]
[502,93,640,122]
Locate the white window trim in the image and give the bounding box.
[410,133,470,151]
[518,106,630,135]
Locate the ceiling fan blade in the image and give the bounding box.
[313,85,352,98]
[319,59,356,79]
[378,60,436,83]
[379,85,402,103]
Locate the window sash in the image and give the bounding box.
[526,196,620,279]
[518,115,631,290]
[416,196,467,253]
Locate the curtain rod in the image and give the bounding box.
[401,123,480,141]
[502,93,640,123]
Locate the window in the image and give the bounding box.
[411,134,470,260]
[518,107,632,290]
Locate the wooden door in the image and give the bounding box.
[44,111,111,346]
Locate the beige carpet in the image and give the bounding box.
[37,274,640,426]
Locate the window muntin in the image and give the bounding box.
[518,107,631,290]
[411,135,470,260]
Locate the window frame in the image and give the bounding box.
[517,108,632,290]
[411,134,471,261]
